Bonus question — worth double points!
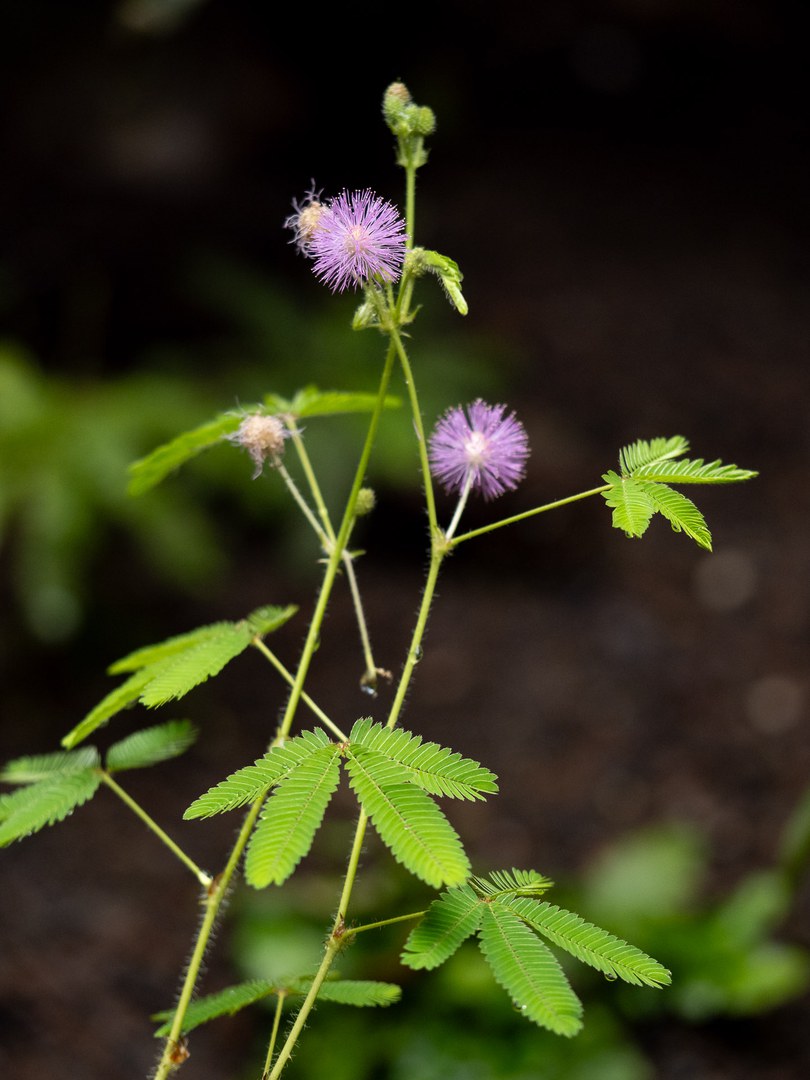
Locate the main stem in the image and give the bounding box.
[153,349,396,1079]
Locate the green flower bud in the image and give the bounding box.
[355,487,376,516]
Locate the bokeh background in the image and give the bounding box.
[2,1,809,1077]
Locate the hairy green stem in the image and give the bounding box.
[343,909,427,938]
[288,424,337,546]
[262,992,287,1079]
[153,801,262,1079]
[100,772,211,887]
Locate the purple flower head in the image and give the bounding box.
[429,400,530,501]
[307,189,407,293]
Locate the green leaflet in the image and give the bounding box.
[345,746,470,888]
[278,385,402,419]
[504,897,672,988]
[401,883,482,970]
[0,769,102,845]
[61,669,153,749]
[107,621,242,674]
[184,729,332,819]
[618,436,690,474]
[153,979,276,1037]
[478,904,583,1037]
[305,978,401,1007]
[0,746,100,784]
[139,624,254,707]
[643,482,711,550]
[106,720,198,773]
[245,744,342,887]
[349,719,498,800]
[152,976,401,1037]
[128,410,249,496]
[633,457,758,484]
[602,472,656,539]
[63,604,296,748]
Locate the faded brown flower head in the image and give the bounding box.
[229,414,287,478]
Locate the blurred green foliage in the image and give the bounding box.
[0,260,508,641]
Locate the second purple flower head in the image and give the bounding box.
[429,400,530,501]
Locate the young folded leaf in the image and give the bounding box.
[245,743,342,887]
[184,728,332,819]
[470,868,555,900]
[106,720,198,773]
[349,719,498,800]
[503,897,672,988]
[478,904,583,1037]
[401,883,482,970]
[346,746,470,887]
[0,770,102,846]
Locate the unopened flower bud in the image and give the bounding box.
[228,414,287,478]
[355,487,376,516]
[414,106,436,136]
[383,82,412,129]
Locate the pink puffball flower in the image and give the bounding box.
[306,189,407,293]
[429,400,530,501]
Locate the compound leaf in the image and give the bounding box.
[106,720,198,773]
[128,410,251,496]
[185,729,332,819]
[349,720,498,800]
[346,746,470,887]
[504,897,672,988]
[401,883,483,970]
[478,904,583,1037]
[245,743,342,887]
[1,746,100,784]
[0,770,102,845]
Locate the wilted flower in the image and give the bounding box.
[284,188,327,254]
[428,400,530,501]
[228,414,288,478]
[306,189,407,293]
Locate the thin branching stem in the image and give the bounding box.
[100,772,211,887]
[251,638,348,741]
[449,485,612,547]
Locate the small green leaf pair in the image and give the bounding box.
[0,721,197,847]
[602,436,757,551]
[185,720,498,889]
[401,869,671,1037]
